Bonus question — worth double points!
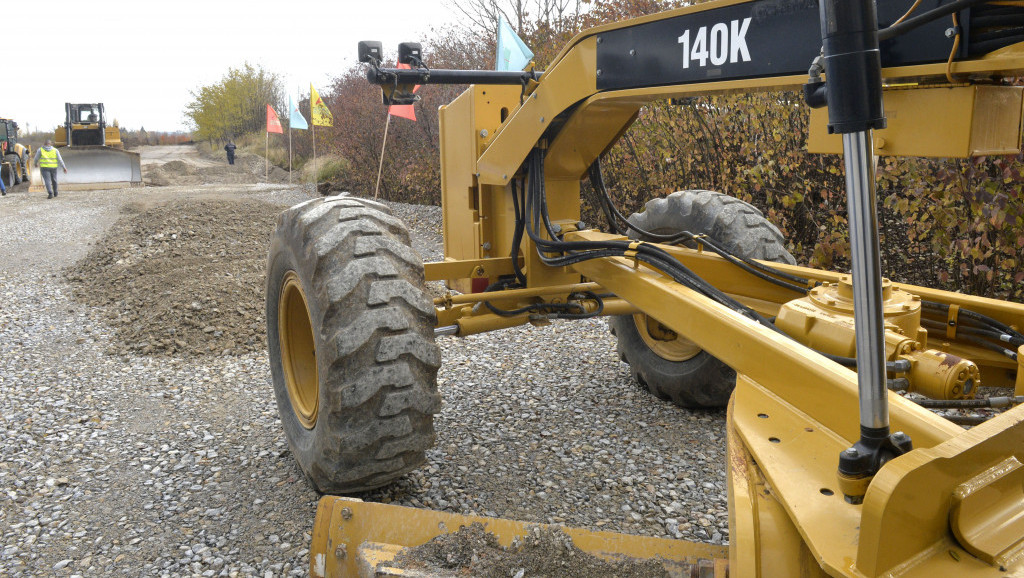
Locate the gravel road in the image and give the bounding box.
[0,145,729,577]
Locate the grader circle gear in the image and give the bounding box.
[610,190,795,408]
[266,196,442,493]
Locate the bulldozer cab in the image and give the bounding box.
[64,103,107,146]
[70,103,102,124]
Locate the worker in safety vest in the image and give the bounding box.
[32,140,67,199]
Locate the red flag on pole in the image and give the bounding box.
[267,104,284,134]
[388,63,419,122]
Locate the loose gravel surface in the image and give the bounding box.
[1,145,730,578]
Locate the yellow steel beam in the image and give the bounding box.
[423,257,516,283]
[571,230,1024,377]
[573,230,1024,328]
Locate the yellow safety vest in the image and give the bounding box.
[38,148,59,169]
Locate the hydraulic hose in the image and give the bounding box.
[587,160,811,292]
[878,0,992,41]
[521,149,907,371]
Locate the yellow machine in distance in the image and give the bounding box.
[30,103,142,192]
[264,0,1024,574]
[0,117,31,189]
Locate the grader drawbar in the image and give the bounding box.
[266,0,1024,574]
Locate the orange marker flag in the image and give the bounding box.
[389,63,419,122]
[266,104,284,134]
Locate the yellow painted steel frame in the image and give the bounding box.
[407,0,1024,575]
[435,0,1024,289]
[564,237,1024,575]
[419,229,1024,574]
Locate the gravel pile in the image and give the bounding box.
[144,154,290,187]
[394,523,669,577]
[65,199,285,357]
[1,153,731,577]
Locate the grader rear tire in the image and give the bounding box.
[609,190,795,408]
[266,195,441,493]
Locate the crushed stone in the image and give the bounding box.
[393,523,670,578]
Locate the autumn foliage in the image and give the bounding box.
[185,63,285,142]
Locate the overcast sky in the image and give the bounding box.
[9,0,462,133]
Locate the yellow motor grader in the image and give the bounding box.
[265,0,1024,575]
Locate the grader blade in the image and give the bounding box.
[310,497,728,577]
[29,145,142,192]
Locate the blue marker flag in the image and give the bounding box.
[289,95,308,130]
[496,15,533,71]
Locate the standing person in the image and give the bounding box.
[33,140,67,199]
[224,140,237,165]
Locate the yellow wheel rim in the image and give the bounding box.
[279,271,319,430]
[633,313,702,362]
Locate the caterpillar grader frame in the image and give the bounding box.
[29,103,142,192]
[266,0,1024,575]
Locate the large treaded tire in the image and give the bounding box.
[0,162,13,190]
[609,190,795,408]
[4,154,22,185]
[266,195,442,493]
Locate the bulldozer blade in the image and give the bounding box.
[310,496,729,577]
[29,146,142,192]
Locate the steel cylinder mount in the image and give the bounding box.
[776,275,980,400]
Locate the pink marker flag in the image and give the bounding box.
[267,104,284,134]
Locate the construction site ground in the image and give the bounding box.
[0,144,730,576]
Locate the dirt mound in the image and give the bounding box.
[65,198,285,357]
[393,523,669,578]
[144,153,289,187]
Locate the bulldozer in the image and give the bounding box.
[0,117,31,189]
[29,103,142,192]
[265,0,1024,575]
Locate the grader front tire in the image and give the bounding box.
[610,190,796,408]
[266,196,441,494]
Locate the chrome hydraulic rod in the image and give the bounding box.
[843,131,889,431]
[813,0,914,501]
